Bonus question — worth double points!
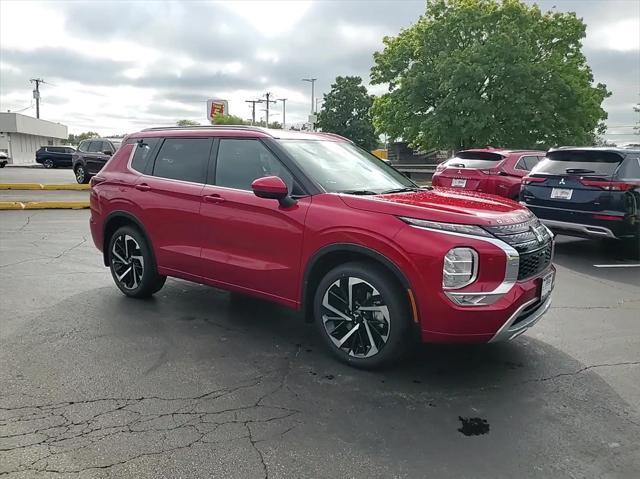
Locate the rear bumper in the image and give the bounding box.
[540,219,616,239]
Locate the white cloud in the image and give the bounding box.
[220,1,312,37]
[585,19,640,52]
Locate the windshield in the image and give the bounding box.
[278,140,416,194]
[532,150,623,177]
[442,151,505,169]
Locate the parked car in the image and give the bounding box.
[72,138,122,183]
[35,146,76,168]
[0,151,8,168]
[432,148,546,199]
[89,126,555,368]
[521,147,640,254]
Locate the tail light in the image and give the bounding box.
[90,176,106,188]
[522,176,546,185]
[579,179,635,191]
[592,214,624,221]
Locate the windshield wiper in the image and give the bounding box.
[380,187,421,194]
[565,168,595,174]
[339,189,379,195]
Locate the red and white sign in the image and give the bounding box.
[207,99,229,122]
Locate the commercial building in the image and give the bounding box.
[0,113,68,165]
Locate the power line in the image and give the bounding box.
[245,99,262,126]
[29,78,44,119]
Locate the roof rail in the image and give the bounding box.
[141,125,271,134]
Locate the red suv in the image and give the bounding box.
[432,148,546,199]
[89,127,555,368]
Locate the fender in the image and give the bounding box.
[301,242,412,321]
[102,210,157,267]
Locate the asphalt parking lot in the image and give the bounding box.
[0,167,77,185]
[1,210,639,478]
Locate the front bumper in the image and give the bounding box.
[489,292,552,342]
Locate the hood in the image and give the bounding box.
[338,187,533,226]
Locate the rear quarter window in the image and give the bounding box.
[532,150,623,176]
[130,138,161,173]
[616,156,640,180]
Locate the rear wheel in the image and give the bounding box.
[108,226,166,298]
[313,261,412,369]
[43,158,54,169]
[75,165,90,184]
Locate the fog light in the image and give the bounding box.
[443,247,478,289]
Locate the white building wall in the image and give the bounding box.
[4,133,64,165]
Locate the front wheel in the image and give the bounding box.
[108,226,166,298]
[43,158,54,169]
[74,165,90,184]
[313,261,412,369]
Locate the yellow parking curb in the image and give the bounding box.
[0,183,89,190]
[0,183,43,190]
[42,184,90,190]
[0,201,89,210]
[23,201,89,210]
[0,201,26,210]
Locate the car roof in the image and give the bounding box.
[131,125,350,142]
[460,148,546,155]
[548,146,640,155]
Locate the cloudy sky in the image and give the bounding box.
[0,0,638,142]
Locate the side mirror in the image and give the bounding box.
[251,176,296,207]
[103,150,113,156]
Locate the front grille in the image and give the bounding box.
[517,243,552,280]
[485,216,554,280]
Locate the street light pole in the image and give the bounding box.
[302,78,316,114]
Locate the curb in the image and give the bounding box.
[0,183,89,190]
[0,201,89,210]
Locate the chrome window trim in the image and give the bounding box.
[407,225,519,306]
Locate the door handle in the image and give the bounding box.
[203,194,225,204]
[135,183,151,192]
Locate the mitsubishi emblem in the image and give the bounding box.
[559,178,566,185]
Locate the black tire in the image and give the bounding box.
[108,225,166,298]
[74,164,90,184]
[43,158,54,169]
[623,236,640,260]
[0,162,5,168]
[313,261,412,369]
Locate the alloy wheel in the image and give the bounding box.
[43,159,53,168]
[321,277,391,358]
[75,166,85,183]
[111,234,144,290]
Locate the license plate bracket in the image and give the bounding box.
[452,178,467,187]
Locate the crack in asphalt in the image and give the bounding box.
[0,374,301,477]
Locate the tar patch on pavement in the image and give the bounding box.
[457,416,490,436]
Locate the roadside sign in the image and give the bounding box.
[207,99,229,122]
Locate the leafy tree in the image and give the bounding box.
[370,0,611,150]
[176,119,200,126]
[211,114,248,125]
[256,120,282,129]
[64,131,99,145]
[316,76,378,151]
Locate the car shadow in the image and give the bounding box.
[552,235,639,286]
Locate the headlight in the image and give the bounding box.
[399,217,493,237]
[443,247,478,289]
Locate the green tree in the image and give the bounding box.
[176,119,200,127]
[316,76,378,151]
[64,131,99,145]
[370,0,611,150]
[211,114,248,125]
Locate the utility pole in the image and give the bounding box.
[263,92,276,127]
[245,99,261,126]
[30,78,44,119]
[278,98,287,129]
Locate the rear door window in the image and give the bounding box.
[443,151,505,169]
[532,150,623,176]
[77,141,89,152]
[152,138,212,183]
[131,138,161,173]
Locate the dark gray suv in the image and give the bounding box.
[72,138,122,183]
